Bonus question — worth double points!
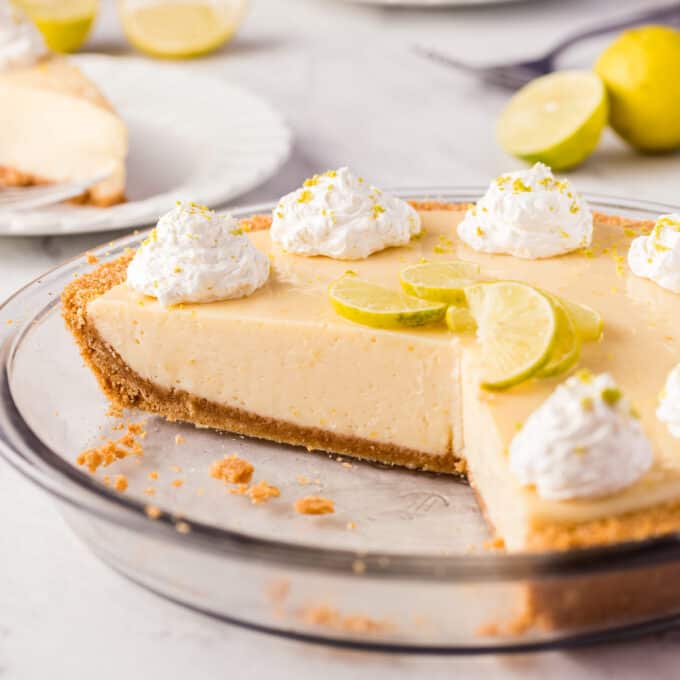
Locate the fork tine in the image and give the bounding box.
[412,44,485,74]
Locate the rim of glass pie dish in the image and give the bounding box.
[3,186,680,587]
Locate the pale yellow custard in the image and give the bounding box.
[78,209,680,550]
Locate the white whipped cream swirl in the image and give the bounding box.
[458,163,592,259]
[628,214,680,293]
[509,371,652,500]
[127,202,269,306]
[270,167,421,259]
[0,5,47,71]
[657,364,680,438]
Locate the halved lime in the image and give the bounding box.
[559,297,603,342]
[120,1,244,59]
[465,282,557,390]
[536,296,581,378]
[399,261,484,304]
[329,274,447,329]
[497,70,608,171]
[445,305,477,334]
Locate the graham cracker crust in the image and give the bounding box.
[61,248,465,476]
[0,165,125,208]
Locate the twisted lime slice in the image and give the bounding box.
[329,274,447,329]
[465,282,557,390]
[399,261,483,305]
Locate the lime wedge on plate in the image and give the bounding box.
[399,261,484,304]
[465,282,557,390]
[329,274,447,329]
[536,296,581,378]
[497,70,608,170]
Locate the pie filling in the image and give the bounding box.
[66,208,680,550]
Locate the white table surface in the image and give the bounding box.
[3,0,680,677]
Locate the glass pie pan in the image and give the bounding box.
[4,189,680,655]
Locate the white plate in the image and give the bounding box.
[0,55,292,236]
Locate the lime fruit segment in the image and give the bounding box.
[329,274,447,329]
[536,296,581,378]
[399,261,484,304]
[465,282,557,390]
[497,70,608,170]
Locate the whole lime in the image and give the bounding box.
[596,25,680,152]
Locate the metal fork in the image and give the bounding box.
[415,2,680,89]
[0,170,112,212]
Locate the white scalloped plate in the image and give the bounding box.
[0,55,292,236]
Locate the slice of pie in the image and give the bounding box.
[0,54,127,206]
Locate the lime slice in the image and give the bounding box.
[536,296,581,378]
[120,1,244,59]
[465,282,557,390]
[445,305,477,334]
[559,297,603,342]
[497,70,608,171]
[17,0,96,52]
[399,261,484,304]
[329,274,446,329]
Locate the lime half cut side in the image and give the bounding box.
[497,70,608,170]
[399,261,484,304]
[329,274,447,329]
[465,282,557,390]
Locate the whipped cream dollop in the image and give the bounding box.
[657,364,680,438]
[628,214,680,293]
[0,4,47,71]
[509,371,652,501]
[270,167,421,259]
[458,163,592,259]
[127,202,269,306]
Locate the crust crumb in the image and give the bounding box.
[175,520,191,534]
[301,604,395,634]
[346,521,357,530]
[144,487,156,496]
[210,455,254,484]
[76,421,146,473]
[229,483,249,495]
[296,474,311,485]
[239,214,273,232]
[85,252,99,264]
[145,505,161,519]
[148,471,159,480]
[248,480,280,504]
[174,434,185,445]
[266,578,291,605]
[294,496,335,515]
[483,536,505,551]
[408,200,471,212]
[171,479,183,488]
[113,474,128,492]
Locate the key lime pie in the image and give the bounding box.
[63,163,680,557]
[0,5,127,206]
